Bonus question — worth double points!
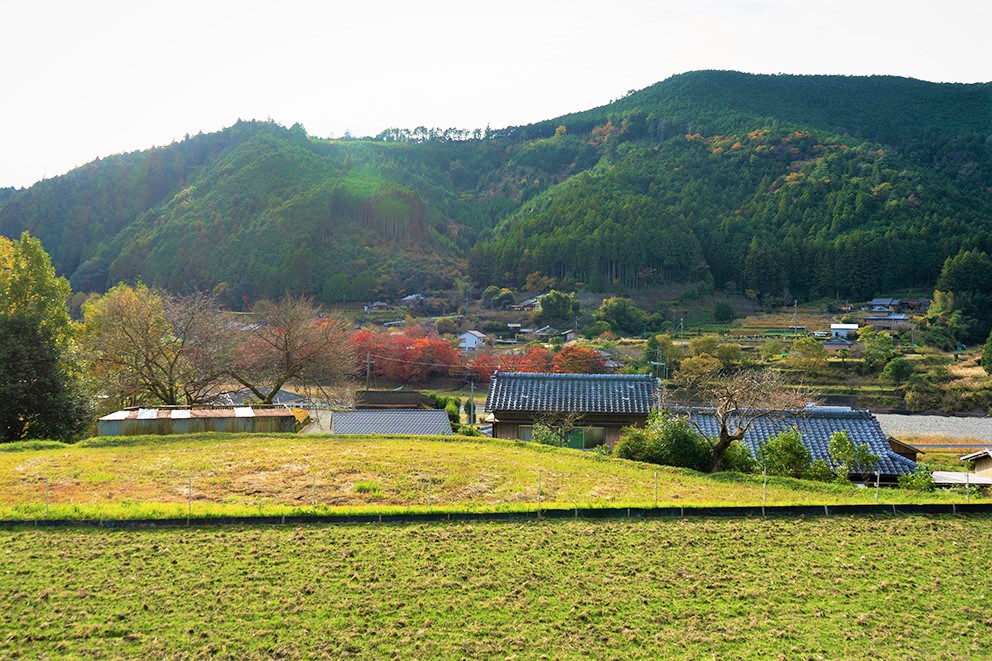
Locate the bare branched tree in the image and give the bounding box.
[228,295,356,404]
[669,366,809,472]
[532,410,585,447]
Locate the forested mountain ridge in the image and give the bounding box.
[1,71,989,306]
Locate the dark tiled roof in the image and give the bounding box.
[332,410,453,435]
[354,390,435,409]
[486,372,657,415]
[682,406,915,476]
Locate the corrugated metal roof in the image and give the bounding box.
[681,407,916,476]
[486,372,657,415]
[332,410,453,435]
[932,471,992,485]
[99,406,296,421]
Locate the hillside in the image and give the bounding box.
[0,71,989,305]
[0,433,962,520]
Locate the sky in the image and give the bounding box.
[1,0,988,189]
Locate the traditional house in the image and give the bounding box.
[824,337,855,353]
[865,313,912,331]
[331,409,452,435]
[485,371,658,449]
[512,296,542,312]
[865,298,901,312]
[682,405,916,483]
[458,330,487,352]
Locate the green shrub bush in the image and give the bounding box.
[613,412,710,472]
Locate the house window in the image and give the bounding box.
[517,425,606,449]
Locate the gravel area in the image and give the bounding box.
[875,413,992,443]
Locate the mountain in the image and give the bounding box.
[1,71,989,306]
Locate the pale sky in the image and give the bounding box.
[1,0,988,189]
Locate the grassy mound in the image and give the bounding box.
[0,432,967,520]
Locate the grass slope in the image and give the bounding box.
[2,517,990,658]
[0,433,969,520]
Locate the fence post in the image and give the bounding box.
[762,465,768,515]
[537,472,542,517]
[875,470,880,503]
[966,471,970,503]
[654,470,658,508]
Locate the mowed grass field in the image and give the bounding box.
[2,516,991,658]
[0,433,970,520]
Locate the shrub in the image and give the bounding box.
[722,440,757,473]
[714,301,735,323]
[757,428,811,478]
[881,357,914,384]
[532,424,559,446]
[804,459,836,482]
[613,412,711,472]
[828,430,879,480]
[898,463,936,492]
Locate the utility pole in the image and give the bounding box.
[469,379,475,425]
[365,352,371,390]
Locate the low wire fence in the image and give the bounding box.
[2,467,987,525]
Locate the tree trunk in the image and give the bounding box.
[710,428,742,473]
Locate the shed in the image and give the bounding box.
[354,390,436,409]
[331,409,453,435]
[961,449,992,476]
[830,323,859,339]
[485,371,657,448]
[888,437,922,463]
[98,406,298,436]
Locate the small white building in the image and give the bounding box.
[458,330,487,352]
[831,323,859,339]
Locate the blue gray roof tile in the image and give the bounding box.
[682,406,915,476]
[332,410,453,435]
[486,372,658,415]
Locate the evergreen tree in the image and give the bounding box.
[0,233,91,442]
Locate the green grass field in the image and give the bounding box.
[0,433,972,521]
[2,516,990,658]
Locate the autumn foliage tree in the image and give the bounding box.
[471,346,553,381]
[552,346,607,374]
[81,284,230,408]
[350,326,459,384]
